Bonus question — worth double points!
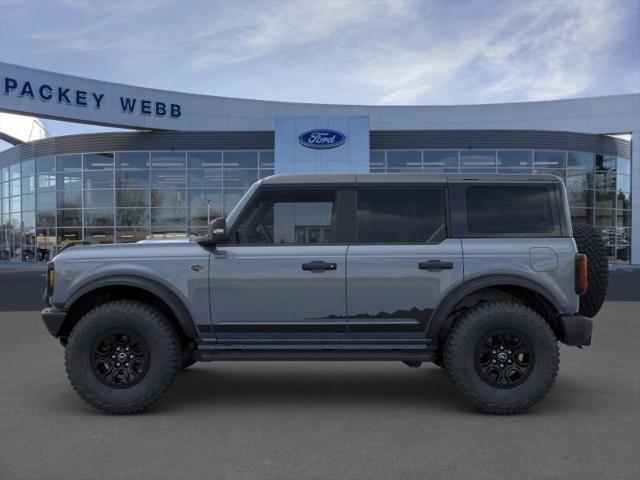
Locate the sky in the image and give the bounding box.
[0,0,639,142]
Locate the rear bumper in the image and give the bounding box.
[41,307,68,338]
[558,314,593,346]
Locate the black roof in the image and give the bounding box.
[260,173,563,187]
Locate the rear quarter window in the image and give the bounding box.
[466,186,556,234]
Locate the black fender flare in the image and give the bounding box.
[426,274,565,340]
[64,275,198,339]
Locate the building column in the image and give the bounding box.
[631,129,639,265]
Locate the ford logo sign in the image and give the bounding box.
[298,129,346,149]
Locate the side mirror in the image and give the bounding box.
[199,216,227,245]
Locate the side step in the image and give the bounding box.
[195,349,435,362]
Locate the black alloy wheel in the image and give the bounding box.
[474,330,533,388]
[91,330,150,388]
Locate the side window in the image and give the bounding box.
[466,186,555,234]
[236,190,336,244]
[356,189,446,243]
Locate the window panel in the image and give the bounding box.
[188,189,223,209]
[151,208,187,227]
[594,209,614,227]
[150,152,186,169]
[357,189,446,243]
[423,150,458,171]
[616,174,630,193]
[259,151,274,169]
[616,157,631,176]
[84,209,115,227]
[116,170,149,188]
[466,186,555,234]
[369,151,385,169]
[57,190,82,209]
[151,189,186,208]
[497,150,533,170]
[460,150,496,170]
[595,190,616,209]
[22,193,35,211]
[187,151,222,169]
[57,171,82,190]
[223,151,258,169]
[36,157,55,174]
[616,210,630,228]
[84,170,114,189]
[533,168,565,181]
[116,152,149,169]
[57,228,82,244]
[9,163,21,180]
[36,211,55,228]
[83,153,114,170]
[1,166,9,183]
[10,179,20,196]
[223,169,258,188]
[57,209,82,227]
[21,175,35,194]
[10,196,20,213]
[616,191,631,210]
[534,151,566,169]
[84,228,114,244]
[116,228,150,243]
[57,154,82,171]
[187,168,222,188]
[117,208,150,227]
[567,151,594,170]
[236,190,335,244]
[116,189,150,208]
[259,169,274,178]
[22,159,35,177]
[84,190,114,209]
[386,150,421,169]
[37,173,56,191]
[151,170,186,189]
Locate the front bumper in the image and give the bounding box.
[558,314,593,346]
[41,307,68,338]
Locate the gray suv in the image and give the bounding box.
[42,173,608,414]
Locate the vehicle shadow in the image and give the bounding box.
[157,363,471,414]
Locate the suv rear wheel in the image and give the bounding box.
[65,300,181,414]
[444,301,559,414]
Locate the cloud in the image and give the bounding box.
[0,0,637,106]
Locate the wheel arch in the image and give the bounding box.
[59,275,198,343]
[427,275,564,341]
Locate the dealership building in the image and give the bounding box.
[0,62,638,264]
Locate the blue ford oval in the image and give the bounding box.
[298,129,346,149]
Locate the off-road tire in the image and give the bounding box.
[444,301,559,414]
[65,300,181,414]
[573,223,608,318]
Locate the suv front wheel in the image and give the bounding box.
[65,300,181,414]
[444,301,559,414]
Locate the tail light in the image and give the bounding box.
[575,254,588,295]
[46,262,55,297]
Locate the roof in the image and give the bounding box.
[260,172,564,187]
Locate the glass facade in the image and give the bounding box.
[370,149,632,264]
[1,150,274,261]
[0,147,631,264]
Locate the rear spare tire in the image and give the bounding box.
[573,223,608,318]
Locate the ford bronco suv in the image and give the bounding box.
[42,173,608,415]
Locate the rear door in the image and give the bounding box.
[346,188,463,340]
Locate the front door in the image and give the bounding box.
[211,188,348,340]
[346,188,463,340]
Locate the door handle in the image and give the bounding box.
[419,260,454,271]
[302,261,337,272]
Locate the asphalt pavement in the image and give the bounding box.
[0,264,639,479]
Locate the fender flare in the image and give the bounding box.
[426,274,565,339]
[64,275,198,339]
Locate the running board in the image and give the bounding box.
[195,349,435,362]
